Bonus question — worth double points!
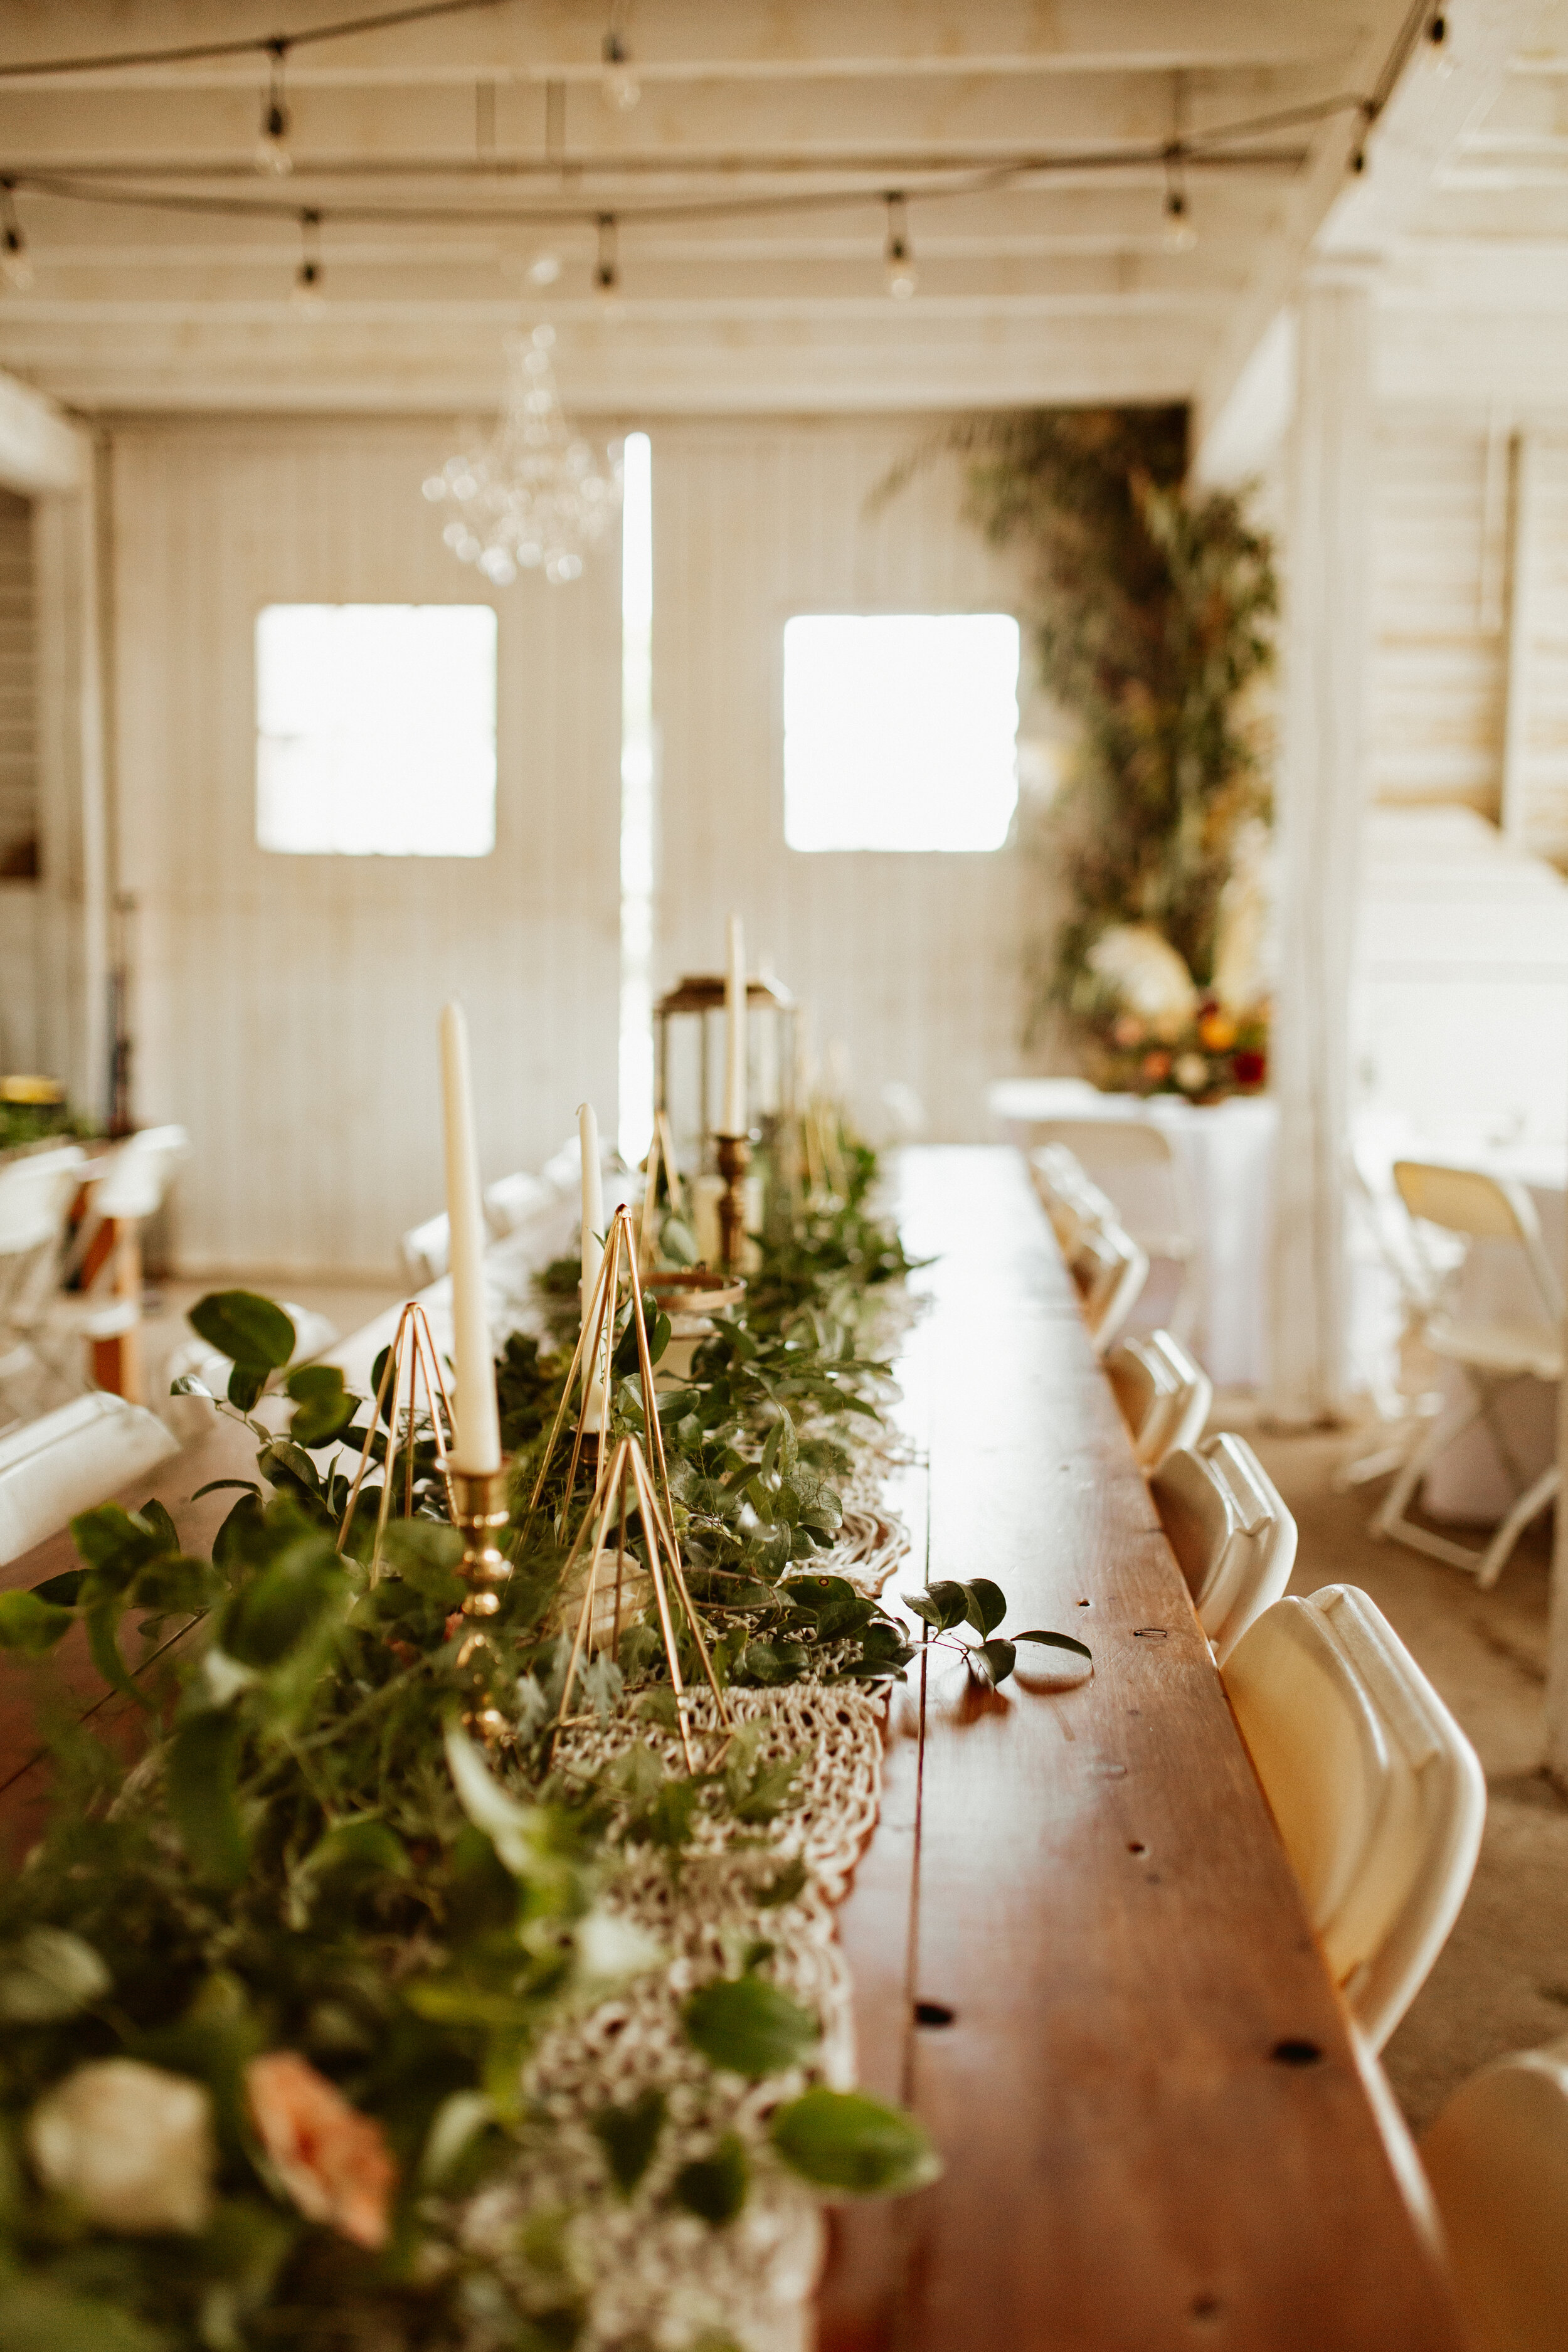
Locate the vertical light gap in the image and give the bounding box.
[618,431,655,1166]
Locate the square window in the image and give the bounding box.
[782,612,1020,852]
[255,603,498,856]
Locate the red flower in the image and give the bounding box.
[1232,1049,1266,1086]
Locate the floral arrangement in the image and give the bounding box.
[1073,919,1268,1100]
[0,1135,1086,2349]
[880,408,1276,1098]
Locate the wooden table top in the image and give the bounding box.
[0,1148,1466,2349]
[816,1147,1465,2352]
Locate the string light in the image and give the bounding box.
[526,250,562,286]
[1424,9,1453,75]
[256,39,292,176]
[595,212,620,295]
[601,14,640,112]
[1162,152,1196,252]
[0,181,31,291]
[291,208,324,309]
[884,192,916,299]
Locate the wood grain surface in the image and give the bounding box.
[816,1148,1466,2352]
[0,1150,1468,2348]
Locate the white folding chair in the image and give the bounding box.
[1029,1143,1118,1258]
[1420,2032,1568,2352]
[0,1147,93,1416]
[401,1212,450,1288]
[1071,1222,1148,1356]
[1371,1161,1563,1589]
[1029,1116,1201,1338]
[1222,1583,1486,2053]
[1150,1431,1295,1661]
[87,1125,190,1226]
[1106,1330,1214,1470]
[0,1391,178,1565]
[483,1171,553,1241]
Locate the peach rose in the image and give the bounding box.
[246,2051,396,2250]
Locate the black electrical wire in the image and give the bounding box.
[0,0,506,81]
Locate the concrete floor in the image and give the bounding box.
[1241,1409,1568,2134]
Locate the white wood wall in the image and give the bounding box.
[110,417,621,1278]
[1368,413,1568,863]
[650,418,1039,1143]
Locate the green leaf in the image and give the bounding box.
[379,1517,464,1601]
[139,1498,180,1553]
[129,1554,212,1618]
[0,2279,176,2352]
[70,1501,165,1584]
[681,1974,819,2079]
[770,2087,941,2197]
[591,2088,665,2196]
[219,1534,345,1669]
[191,1479,262,1503]
[970,1637,1016,1687]
[189,1289,297,1370]
[304,1817,408,1882]
[29,1568,83,1608]
[226,1360,268,1411]
[754,1856,808,1910]
[0,1589,75,1653]
[1015,1628,1094,1665]
[85,1594,152,1711]
[960,1578,1007,1636]
[672,2131,749,2225]
[167,1707,248,1887]
[0,1926,111,2021]
[903,1579,968,1633]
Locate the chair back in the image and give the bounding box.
[0,1391,179,1565]
[1029,1143,1117,1256]
[1421,2033,1568,2352]
[1107,1330,1213,1469]
[1152,1431,1295,1660]
[1222,1582,1485,2051]
[1073,1222,1148,1355]
[1392,1159,1564,1327]
[401,1212,450,1287]
[90,1125,190,1222]
[0,1147,85,1258]
[1030,1115,1196,1260]
[484,1171,553,1241]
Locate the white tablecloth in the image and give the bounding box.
[987,1079,1278,1387]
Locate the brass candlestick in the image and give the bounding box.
[714,1131,751,1271]
[452,1465,512,1617]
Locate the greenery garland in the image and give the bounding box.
[884,408,1278,1097]
[0,1140,1086,2350]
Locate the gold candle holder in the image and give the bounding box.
[452,1465,512,1617]
[714,1131,751,1271]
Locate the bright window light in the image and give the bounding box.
[783,612,1020,852]
[255,603,498,856]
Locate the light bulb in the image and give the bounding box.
[886,248,917,299]
[601,31,640,109]
[527,252,562,287]
[257,114,292,175]
[292,260,324,312]
[1162,191,1197,253]
[1425,11,1454,75]
[1,226,32,292]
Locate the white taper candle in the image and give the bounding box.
[438,1002,501,1474]
[723,911,747,1135]
[578,1101,606,1428]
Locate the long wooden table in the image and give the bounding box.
[0,1149,1466,2349]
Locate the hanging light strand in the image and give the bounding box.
[601,2,640,111]
[1162,149,1196,252]
[0,179,31,290]
[884,191,916,299]
[257,40,293,176]
[292,207,324,307]
[595,212,620,295]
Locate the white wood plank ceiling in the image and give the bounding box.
[0,0,1424,416]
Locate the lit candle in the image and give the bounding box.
[578,1101,606,1427]
[723,912,747,1135]
[438,1002,501,1474]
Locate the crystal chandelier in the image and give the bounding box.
[421,326,622,585]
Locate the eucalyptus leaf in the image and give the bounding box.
[591,2087,665,2196]
[970,1636,1016,1687]
[681,1974,819,2079]
[903,1579,968,1634]
[1015,1628,1094,1665]
[167,1707,248,1887]
[672,2131,749,2225]
[0,1590,75,1653]
[770,2087,942,2196]
[0,1926,111,2021]
[189,1288,297,1370]
[960,1578,1007,1636]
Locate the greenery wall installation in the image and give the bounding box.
[888,407,1278,1099]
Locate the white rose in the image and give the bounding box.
[1086,924,1199,1024]
[28,2058,215,2234]
[1173,1053,1210,1095]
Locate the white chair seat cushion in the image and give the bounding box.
[0,1393,179,1567]
[1424,1314,1562,1382]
